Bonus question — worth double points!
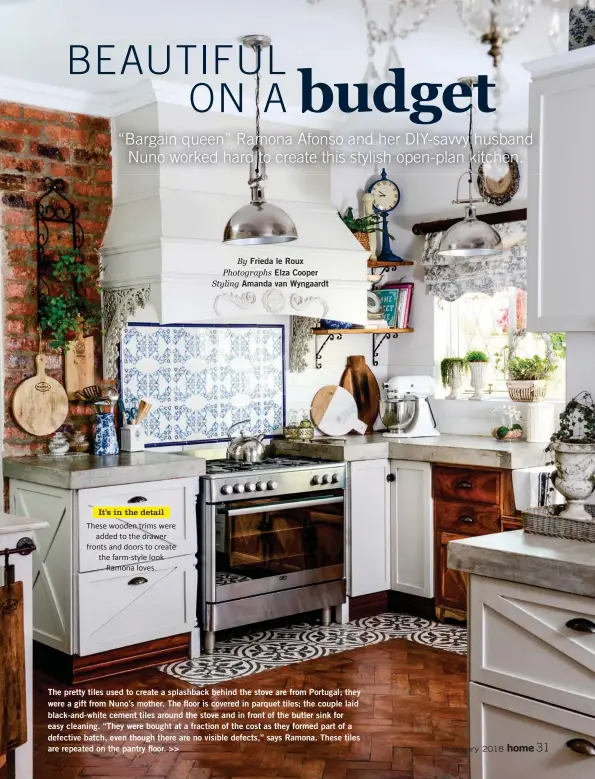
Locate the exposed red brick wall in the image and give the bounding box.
[1,101,112,456]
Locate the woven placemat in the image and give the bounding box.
[523,504,595,543]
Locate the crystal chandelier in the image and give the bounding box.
[306,0,436,82]
[455,0,539,66]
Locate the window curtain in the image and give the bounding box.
[421,220,527,302]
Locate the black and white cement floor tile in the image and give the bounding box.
[159,612,467,686]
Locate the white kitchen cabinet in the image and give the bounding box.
[470,576,595,718]
[10,476,199,658]
[389,460,433,599]
[348,459,390,597]
[470,683,595,778]
[78,558,196,655]
[526,48,595,331]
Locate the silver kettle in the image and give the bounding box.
[226,420,266,463]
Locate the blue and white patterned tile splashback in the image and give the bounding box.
[120,324,285,446]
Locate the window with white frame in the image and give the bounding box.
[435,288,566,399]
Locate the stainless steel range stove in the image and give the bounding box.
[199,456,346,654]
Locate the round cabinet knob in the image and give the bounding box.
[233,484,245,494]
[267,480,278,491]
[221,485,233,495]
[311,475,321,486]
[256,481,267,491]
[331,473,339,484]
[245,482,256,492]
[321,474,330,484]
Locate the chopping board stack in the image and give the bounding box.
[340,355,380,434]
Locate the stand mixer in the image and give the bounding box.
[381,375,439,438]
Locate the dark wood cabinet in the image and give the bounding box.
[433,465,519,622]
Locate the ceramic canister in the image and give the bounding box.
[524,402,555,443]
[94,412,119,455]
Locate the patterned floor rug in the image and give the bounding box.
[159,613,467,686]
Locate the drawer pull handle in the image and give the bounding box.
[459,515,476,524]
[566,618,595,634]
[128,496,148,503]
[566,738,595,756]
[456,480,473,490]
[128,577,148,586]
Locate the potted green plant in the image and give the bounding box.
[339,207,385,252]
[506,354,557,402]
[440,357,467,400]
[38,250,101,352]
[547,391,595,521]
[465,350,490,401]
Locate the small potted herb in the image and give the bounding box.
[547,391,595,521]
[339,207,385,252]
[465,350,489,401]
[506,354,557,402]
[440,357,467,400]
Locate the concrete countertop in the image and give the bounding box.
[3,451,207,490]
[275,433,547,469]
[448,530,595,599]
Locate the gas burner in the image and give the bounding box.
[205,456,333,475]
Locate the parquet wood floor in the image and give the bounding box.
[26,638,468,778]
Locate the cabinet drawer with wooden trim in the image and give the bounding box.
[433,466,500,505]
[470,576,595,717]
[77,478,198,572]
[77,556,196,656]
[435,499,500,536]
[470,683,595,778]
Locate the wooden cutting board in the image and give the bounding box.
[65,333,95,401]
[0,580,27,755]
[311,385,368,436]
[340,355,380,433]
[12,354,69,436]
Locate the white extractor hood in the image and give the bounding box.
[101,86,368,325]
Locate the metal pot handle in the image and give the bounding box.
[227,419,250,439]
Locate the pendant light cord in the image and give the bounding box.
[250,43,264,187]
[467,94,474,204]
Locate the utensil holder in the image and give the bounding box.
[94,412,119,455]
[120,424,145,452]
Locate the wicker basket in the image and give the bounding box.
[523,504,595,542]
[353,231,370,251]
[506,379,547,402]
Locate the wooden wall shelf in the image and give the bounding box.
[312,327,414,368]
[367,260,414,268]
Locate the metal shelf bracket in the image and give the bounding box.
[315,333,342,369]
[373,332,399,366]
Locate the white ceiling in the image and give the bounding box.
[0,0,565,131]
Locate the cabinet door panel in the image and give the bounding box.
[528,66,595,331]
[390,460,433,598]
[348,459,390,597]
[436,532,468,613]
[470,683,595,778]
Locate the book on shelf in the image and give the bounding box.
[376,283,414,328]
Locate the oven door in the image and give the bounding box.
[208,491,344,603]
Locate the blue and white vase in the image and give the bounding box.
[94,413,119,455]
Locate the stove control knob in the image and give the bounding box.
[267,480,278,491]
[256,481,267,491]
[311,475,321,486]
[233,484,245,494]
[331,473,340,484]
[245,482,256,492]
[221,485,233,495]
[321,474,330,484]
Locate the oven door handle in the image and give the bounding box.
[225,496,344,516]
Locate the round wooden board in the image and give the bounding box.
[311,385,367,436]
[12,355,69,436]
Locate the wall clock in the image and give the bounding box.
[368,168,404,263]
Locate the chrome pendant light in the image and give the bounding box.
[438,78,502,259]
[223,35,298,246]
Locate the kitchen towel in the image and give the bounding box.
[512,466,563,512]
